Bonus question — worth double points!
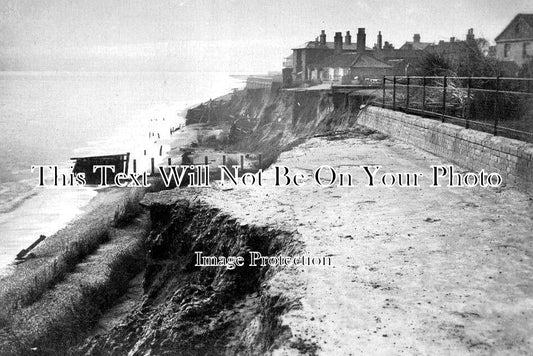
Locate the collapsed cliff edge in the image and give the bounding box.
[4,82,531,355]
[185,85,376,156]
[75,86,381,355]
[76,87,380,355]
[0,85,382,355]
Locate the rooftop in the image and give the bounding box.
[399,41,433,51]
[495,13,533,42]
[312,52,391,69]
[292,41,371,51]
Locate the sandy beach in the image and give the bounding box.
[0,98,193,276]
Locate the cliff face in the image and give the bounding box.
[186,87,368,153]
[76,86,376,355]
[79,195,301,355]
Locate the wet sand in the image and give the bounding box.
[0,186,97,276]
[0,105,183,276]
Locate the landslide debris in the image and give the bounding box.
[78,193,302,356]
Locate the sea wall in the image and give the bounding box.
[357,106,533,192]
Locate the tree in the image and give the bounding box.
[417,40,505,78]
[415,52,455,76]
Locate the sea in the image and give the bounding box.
[0,71,245,276]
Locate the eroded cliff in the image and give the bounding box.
[79,193,303,355]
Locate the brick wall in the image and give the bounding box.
[357,106,533,192]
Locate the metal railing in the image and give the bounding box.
[375,76,533,143]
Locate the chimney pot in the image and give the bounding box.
[334,32,343,54]
[319,30,326,46]
[345,31,352,45]
[466,28,475,42]
[357,28,366,52]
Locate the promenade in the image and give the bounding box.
[183,128,533,355]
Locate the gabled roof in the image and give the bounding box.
[495,13,533,42]
[399,41,433,51]
[312,52,391,69]
[425,40,478,55]
[352,53,392,68]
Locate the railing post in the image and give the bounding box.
[392,76,397,110]
[465,77,472,129]
[422,76,426,116]
[382,76,386,108]
[344,93,349,109]
[124,152,130,175]
[441,76,447,122]
[494,76,500,136]
[406,76,410,110]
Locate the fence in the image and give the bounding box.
[134,153,264,176]
[376,76,533,143]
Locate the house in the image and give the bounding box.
[287,29,437,84]
[291,28,369,82]
[309,52,393,84]
[425,29,480,65]
[373,33,431,75]
[399,34,433,51]
[495,14,533,67]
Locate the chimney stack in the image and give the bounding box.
[345,31,352,45]
[377,31,383,50]
[334,32,343,54]
[413,34,421,43]
[466,28,475,43]
[320,30,326,46]
[450,37,455,43]
[357,28,366,52]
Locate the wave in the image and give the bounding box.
[0,179,40,214]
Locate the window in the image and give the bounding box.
[504,43,511,57]
[523,42,530,58]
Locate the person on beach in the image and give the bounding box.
[181,151,193,165]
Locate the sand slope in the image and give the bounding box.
[182,130,533,355]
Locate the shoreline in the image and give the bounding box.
[1,78,532,354]
[0,90,244,353]
[0,94,220,274]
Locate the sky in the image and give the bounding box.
[1,0,533,72]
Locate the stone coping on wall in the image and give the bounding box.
[358,106,533,192]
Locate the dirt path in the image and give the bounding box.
[183,131,533,355]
